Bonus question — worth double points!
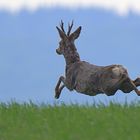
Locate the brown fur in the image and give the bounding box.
[55,21,140,99]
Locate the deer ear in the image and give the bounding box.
[56,26,67,40]
[69,26,82,40]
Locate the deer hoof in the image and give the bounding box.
[55,90,60,99]
[55,95,59,99]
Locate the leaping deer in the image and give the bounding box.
[55,21,140,99]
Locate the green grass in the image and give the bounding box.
[0,102,140,140]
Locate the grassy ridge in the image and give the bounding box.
[0,102,140,140]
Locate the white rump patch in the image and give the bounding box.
[112,66,124,77]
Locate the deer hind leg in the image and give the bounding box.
[105,76,128,96]
[55,76,65,99]
[120,77,140,96]
[133,77,140,87]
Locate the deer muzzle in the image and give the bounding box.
[56,48,62,55]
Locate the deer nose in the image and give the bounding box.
[56,48,61,55]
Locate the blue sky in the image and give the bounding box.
[0,1,140,104]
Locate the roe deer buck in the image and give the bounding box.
[55,21,140,99]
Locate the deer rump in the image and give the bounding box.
[66,61,128,96]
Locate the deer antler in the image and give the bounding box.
[60,20,66,34]
[67,20,74,36]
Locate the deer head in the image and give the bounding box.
[56,20,82,55]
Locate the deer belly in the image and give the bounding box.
[74,76,104,96]
[75,83,103,96]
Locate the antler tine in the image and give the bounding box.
[60,20,66,33]
[67,20,74,36]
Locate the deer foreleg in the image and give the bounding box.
[55,76,66,99]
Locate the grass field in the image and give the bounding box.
[0,101,140,140]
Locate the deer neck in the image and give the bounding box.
[64,44,80,66]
